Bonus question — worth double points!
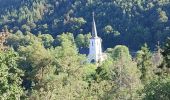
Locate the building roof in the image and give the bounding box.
[92,12,98,38]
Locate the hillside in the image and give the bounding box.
[2,1,170,100]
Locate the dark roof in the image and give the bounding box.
[92,12,98,38]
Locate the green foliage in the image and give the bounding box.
[69,17,87,31]
[95,59,114,81]
[38,34,54,48]
[0,49,24,100]
[75,33,91,48]
[157,8,168,23]
[21,24,31,32]
[111,47,142,99]
[18,41,59,99]
[104,25,114,35]
[97,46,142,99]
[6,32,39,50]
[142,78,170,100]
[104,25,120,36]
[82,64,96,82]
[136,44,156,84]
[0,0,170,50]
[53,33,86,77]
[1,27,170,99]
[107,45,132,61]
[159,37,170,76]
[1,1,170,99]
[162,38,170,67]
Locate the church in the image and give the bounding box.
[88,13,104,63]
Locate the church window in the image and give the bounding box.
[91,59,96,63]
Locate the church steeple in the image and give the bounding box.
[88,12,103,63]
[92,12,98,37]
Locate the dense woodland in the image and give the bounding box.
[1,0,170,100]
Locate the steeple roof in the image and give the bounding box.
[92,12,98,37]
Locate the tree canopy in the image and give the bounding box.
[0,0,170,100]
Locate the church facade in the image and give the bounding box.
[88,13,103,63]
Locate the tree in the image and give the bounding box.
[18,42,57,86]
[109,45,132,61]
[69,17,86,31]
[75,34,85,48]
[38,34,54,48]
[104,25,114,35]
[159,37,170,76]
[6,32,38,50]
[157,8,168,23]
[142,78,170,100]
[99,45,142,99]
[104,25,120,36]
[53,33,85,77]
[0,49,24,100]
[18,41,62,100]
[136,44,155,84]
[27,33,90,99]
[111,45,142,99]
[75,33,91,48]
[21,24,31,32]
[95,58,114,81]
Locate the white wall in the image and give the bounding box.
[88,37,103,62]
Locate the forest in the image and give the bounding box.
[1,0,170,100]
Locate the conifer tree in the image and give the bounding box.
[136,43,155,84]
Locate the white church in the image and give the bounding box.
[88,13,105,63]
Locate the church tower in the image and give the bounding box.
[88,12,103,63]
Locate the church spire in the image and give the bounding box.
[92,12,98,37]
[88,12,104,63]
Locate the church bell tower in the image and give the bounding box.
[88,12,103,63]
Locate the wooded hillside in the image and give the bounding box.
[1,1,170,100]
[0,0,170,50]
